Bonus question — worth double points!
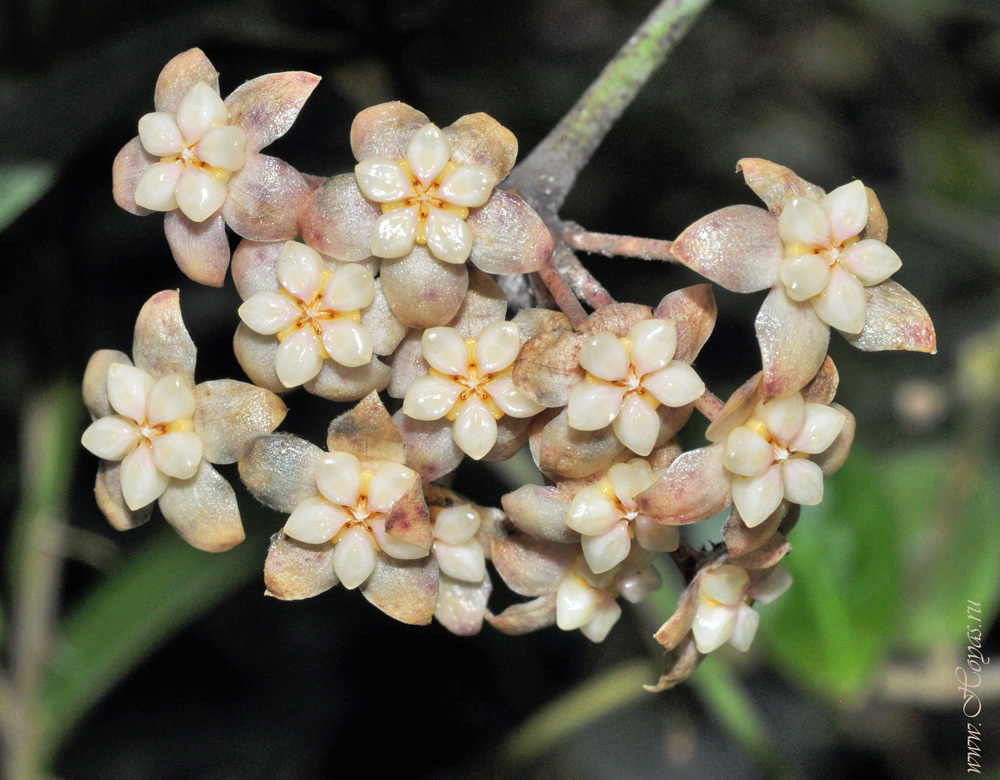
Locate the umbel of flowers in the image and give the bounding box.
[86,48,939,692]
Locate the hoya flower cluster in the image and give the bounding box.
[84,48,936,691]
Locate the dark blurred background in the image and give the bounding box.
[1,0,998,778]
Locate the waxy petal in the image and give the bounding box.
[321,321,373,368]
[579,599,622,643]
[371,208,418,258]
[138,112,185,157]
[146,375,196,426]
[175,166,228,223]
[731,465,784,528]
[633,515,680,552]
[791,404,845,454]
[629,319,678,376]
[407,123,451,186]
[607,460,656,501]
[840,239,901,286]
[780,458,824,506]
[82,417,140,461]
[422,327,469,376]
[96,461,152,531]
[475,321,521,374]
[567,380,625,431]
[691,600,739,653]
[163,210,230,287]
[278,240,324,302]
[434,505,481,544]
[355,159,417,202]
[107,363,153,421]
[777,196,830,249]
[642,362,705,407]
[333,526,378,589]
[284,496,352,544]
[701,564,750,604]
[370,517,429,560]
[403,374,463,421]
[729,605,760,652]
[314,451,363,507]
[120,443,170,510]
[134,160,183,212]
[755,287,830,400]
[555,576,602,630]
[757,392,806,446]
[351,102,430,163]
[425,207,473,264]
[151,431,202,480]
[613,394,660,456]
[274,327,323,387]
[723,427,775,477]
[176,82,228,145]
[487,374,545,418]
[367,461,418,514]
[322,263,376,311]
[196,125,246,171]
[811,265,867,334]
[566,484,621,536]
[434,539,486,582]
[778,253,831,302]
[157,461,244,552]
[578,332,629,381]
[820,180,869,245]
[238,291,300,335]
[582,521,632,574]
[438,164,496,207]
[452,397,498,460]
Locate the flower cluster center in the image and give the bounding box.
[383,160,469,245]
[276,269,362,348]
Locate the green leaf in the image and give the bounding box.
[881,446,1000,651]
[761,448,900,699]
[38,520,269,761]
[0,163,56,233]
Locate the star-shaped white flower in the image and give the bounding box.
[567,319,705,456]
[777,180,902,334]
[691,563,792,653]
[722,392,846,527]
[355,123,497,264]
[133,82,247,223]
[238,241,376,389]
[565,459,679,573]
[402,321,544,460]
[82,364,202,511]
[282,451,425,590]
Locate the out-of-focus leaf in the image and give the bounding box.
[881,446,1000,650]
[761,448,900,699]
[0,163,56,232]
[38,520,269,761]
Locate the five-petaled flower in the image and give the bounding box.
[81,290,286,551]
[113,49,320,286]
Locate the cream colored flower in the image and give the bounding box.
[282,451,425,590]
[565,459,679,573]
[777,180,901,334]
[567,319,705,456]
[238,241,375,388]
[691,563,791,653]
[402,321,544,460]
[722,392,845,527]
[355,123,497,264]
[432,504,486,583]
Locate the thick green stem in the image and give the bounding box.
[507,0,713,216]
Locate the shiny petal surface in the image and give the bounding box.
[452,398,498,460]
[120,443,170,510]
[438,164,496,207]
[566,484,621,536]
[567,380,625,431]
[487,374,545,418]
[314,451,363,507]
[138,112,184,157]
[370,517,429,560]
[274,327,324,388]
[284,496,351,544]
[633,515,680,552]
[777,253,832,302]
[820,180,869,245]
[367,461,418,514]
[757,392,806,446]
[841,239,901,287]
[238,291,300,335]
[333,526,378,589]
[196,125,246,171]
[371,208,418,258]
[642,362,705,407]
[175,166,228,223]
[151,431,202,480]
[555,576,601,630]
[321,264,376,311]
[580,599,622,643]
[791,404,845,454]
[107,363,153,421]
[582,520,631,574]
[777,196,830,249]
[321,320,373,368]
[355,159,416,202]
[811,265,867,334]
[475,321,521,373]
[176,82,228,144]
[578,332,629,381]
[134,160,183,212]
[422,327,468,376]
[434,539,486,582]
[81,417,140,461]
[691,600,739,653]
[723,427,775,477]
[613,394,660,456]
[434,505,481,544]
[781,458,825,506]
[629,319,678,376]
[403,374,462,421]
[425,207,473,264]
[146,375,196,426]
[731,465,784,528]
[278,241,324,302]
[407,123,450,186]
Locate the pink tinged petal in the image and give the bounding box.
[107,363,153,421]
[628,319,678,376]
[613,395,660,456]
[407,123,451,186]
[380,246,468,329]
[555,576,602,630]
[154,49,219,114]
[263,533,339,601]
[731,465,784,529]
[134,160,183,212]
[642,362,705,407]
[137,112,185,157]
[223,71,321,154]
[158,461,244,552]
[434,539,486,582]
[633,515,680,552]
[146,375,196,425]
[755,287,830,400]
[670,205,781,293]
[369,517,429,560]
[487,374,545,418]
[444,112,518,180]
[333,526,378,589]
[305,354,391,402]
[737,158,827,213]
[566,484,621,536]
[221,153,310,242]
[196,125,246,171]
[567,380,625,431]
[425,207,473,264]
[578,332,630,381]
[367,462,418,513]
[238,291,299,335]
[749,563,793,604]
[636,442,731,525]
[233,323,283,393]
[452,398,498,460]
[820,180,869,245]
[274,328,324,388]
[729,604,760,652]
[361,553,438,625]
[238,433,322,513]
[777,253,832,302]
[501,485,578,544]
[757,392,806,445]
[438,164,496,207]
[844,280,936,353]
[580,599,622,643]
[653,284,717,364]
[582,520,632,574]
[691,600,739,653]
[176,82,228,144]
[284,496,352,544]
[422,327,468,375]
[133,290,197,380]
[191,379,286,464]
[277,241,323,301]
[476,321,521,373]
[314,451,363,506]
[403,375,463,421]
[467,189,553,274]
[120,443,170,510]
[322,264,376,311]
[351,102,430,161]
[96,461,152,531]
[151,431,202,480]
[813,404,855,477]
[810,265,867,334]
[840,239,901,287]
[82,417,140,461]
[393,412,464,483]
[354,159,417,202]
[113,137,155,215]
[723,427,775,477]
[436,572,491,635]
[299,174,380,263]
[321,321,373,368]
[164,210,230,287]
[781,458,824,506]
[371,208,418,258]
[618,564,663,604]
[791,404,845,454]
[363,278,408,356]
[607,460,656,500]
[777,196,831,249]
[175,166,228,223]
